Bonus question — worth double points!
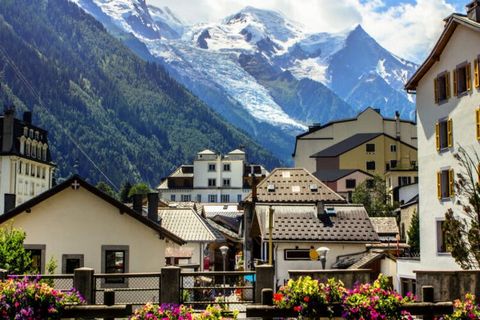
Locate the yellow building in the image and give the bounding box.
[311,133,417,186]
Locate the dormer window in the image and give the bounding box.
[434,72,450,104]
[23,127,28,136]
[35,131,39,140]
[29,129,33,139]
[453,62,472,96]
[26,141,31,156]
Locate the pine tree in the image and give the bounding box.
[407,209,419,254]
[96,181,117,199]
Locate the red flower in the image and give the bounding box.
[293,305,302,312]
[303,296,310,303]
[273,293,283,302]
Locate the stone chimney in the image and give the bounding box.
[316,201,325,219]
[147,192,159,224]
[2,106,15,153]
[23,111,32,124]
[132,194,143,215]
[4,194,15,214]
[467,1,480,23]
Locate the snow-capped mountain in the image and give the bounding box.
[70,0,417,163]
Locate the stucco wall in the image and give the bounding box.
[415,24,480,271]
[3,187,166,273]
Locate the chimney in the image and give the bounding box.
[2,106,15,153]
[316,201,325,219]
[23,111,32,124]
[132,194,143,215]
[147,192,159,224]
[251,175,258,202]
[395,111,401,139]
[467,1,480,23]
[4,193,16,213]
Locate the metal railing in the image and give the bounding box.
[93,272,161,307]
[180,271,255,311]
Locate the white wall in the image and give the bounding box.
[415,24,480,271]
[274,242,367,285]
[3,187,166,273]
[159,188,249,203]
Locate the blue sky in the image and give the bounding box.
[150,0,469,62]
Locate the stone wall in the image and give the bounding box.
[288,269,372,288]
[415,270,480,302]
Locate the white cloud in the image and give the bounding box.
[148,0,458,62]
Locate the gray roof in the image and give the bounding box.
[202,204,243,219]
[205,219,242,242]
[369,217,399,235]
[348,252,386,269]
[158,208,224,242]
[314,169,372,182]
[310,133,383,158]
[255,204,379,242]
[244,168,345,203]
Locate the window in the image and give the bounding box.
[31,165,35,177]
[208,179,216,187]
[366,161,376,171]
[24,245,45,273]
[18,161,22,174]
[390,144,397,152]
[366,179,374,189]
[23,127,28,136]
[102,245,129,287]
[208,194,217,203]
[35,131,39,140]
[434,72,450,103]
[453,62,471,96]
[30,182,35,196]
[437,169,454,199]
[223,179,231,187]
[345,179,356,189]
[476,108,480,141]
[26,164,30,175]
[42,168,46,179]
[398,176,412,186]
[390,160,398,169]
[237,194,242,202]
[475,57,480,89]
[284,249,311,260]
[435,118,453,150]
[223,163,231,171]
[181,194,191,202]
[437,221,451,253]
[208,163,216,172]
[62,254,84,274]
[196,194,202,202]
[221,194,230,203]
[26,141,31,156]
[29,129,33,139]
[366,144,375,153]
[170,194,176,201]
[42,148,47,161]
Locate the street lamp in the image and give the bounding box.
[316,246,330,270]
[219,245,229,300]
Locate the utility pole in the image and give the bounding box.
[268,205,274,265]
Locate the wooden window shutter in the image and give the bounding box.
[478,163,480,184]
[467,62,472,91]
[477,108,480,140]
[434,78,439,103]
[437,171,442,199]
[475,58,480,88]
[453,70,458,96]
[435,122,440,151]
[447,118,453,148]
[449,168,455,197]
[446,72,451,99]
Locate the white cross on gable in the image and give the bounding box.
[71,180,80,190]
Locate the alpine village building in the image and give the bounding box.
[157,149,268,203]
[0,107,54,213]
[293,107,418,201]
[401,0,480,288]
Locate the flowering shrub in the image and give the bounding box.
[273,276,345,318]
[130,303,194,320]
[342,275,414,320]
[443,293,480,320]
[0,277,84,319]
[196,304,238,320]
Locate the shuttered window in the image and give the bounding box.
[454,62,472,96]
[437,169,455,199]
[435,118,452,151]
[476,108,480,140]
[475,58,480,89]
[434,72,449,103]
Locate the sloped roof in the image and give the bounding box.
[202,204,243,219]
[314,169,373,182]
[244,168,345,203]
[228,149,246,155]
[255,204,379,242]
[405,13,480,91]
[198,149,216,155]
[347,252,392,270]
[158,208,224,242]
[0,175,184,245]
[310,133,383,158]
[205,219,242,242]
[369,217,399,235]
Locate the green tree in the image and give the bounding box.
[407,209,420,253]
[119,181,133,203]
[443,147,480,269]
[352,175,395,217]
[128,182,151,198]
[96,181,117,199]
[0,225,32,274]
